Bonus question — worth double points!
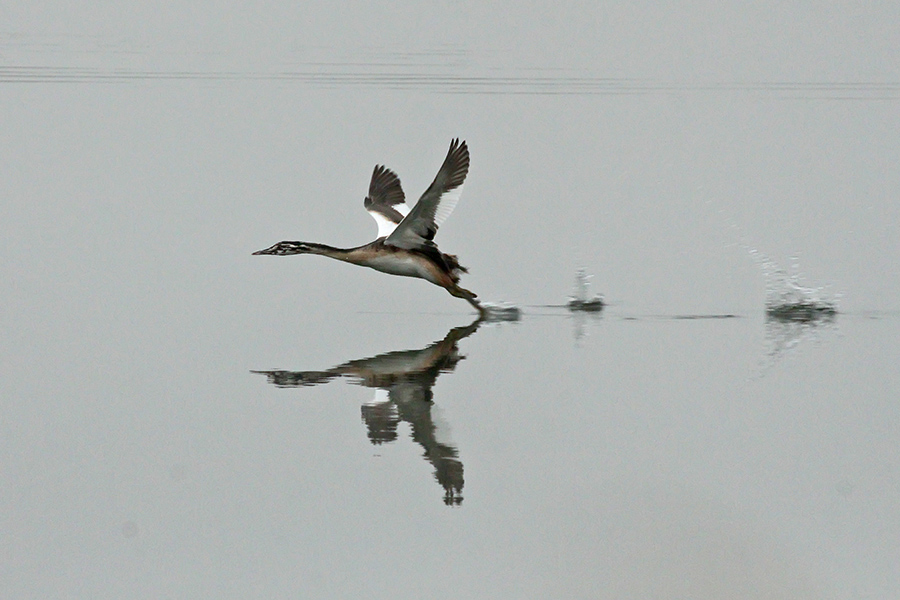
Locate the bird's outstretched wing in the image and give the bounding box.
[364,165,410,238]
[385,139,468,250]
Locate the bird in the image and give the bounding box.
[253,139,485,315]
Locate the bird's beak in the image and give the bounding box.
[252,246,275,255]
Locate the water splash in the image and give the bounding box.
[753,252,838,322]
[480,301,522,322]
[567,269,605,312]
[749,253,839,375]
[709,205,840,374]
[713,205,839,322]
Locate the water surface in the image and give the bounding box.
[3,6,900,598]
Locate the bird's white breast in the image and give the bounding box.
[362,254,442,285]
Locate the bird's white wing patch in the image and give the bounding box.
[369,210,402,238]
[433,183,463,227]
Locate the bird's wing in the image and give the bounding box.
[364,165,410,238]
[384,139,468,250]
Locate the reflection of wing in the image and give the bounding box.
[385,139,468,251]
[252,316,481,505]
[361,390,399,444]
[392,390,464,504]
[364,165,410,238]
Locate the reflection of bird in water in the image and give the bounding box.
[254,139,485,316]
[253,318,481,505]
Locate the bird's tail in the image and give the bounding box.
[442,253,468,280]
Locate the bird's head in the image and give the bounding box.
[252,241,315,256]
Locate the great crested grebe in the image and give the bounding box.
[254,139,485,315]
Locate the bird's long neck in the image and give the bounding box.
[295,242,354,260]
[253,240,360,258]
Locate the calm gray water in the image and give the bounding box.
[3,5,900,599]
